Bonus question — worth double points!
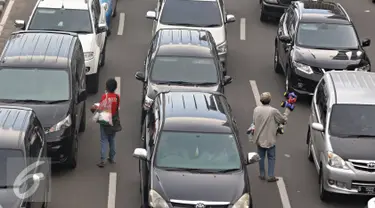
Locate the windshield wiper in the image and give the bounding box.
[44,99,69,104]
[171,23,199,27]
[196,82,217,86]
[209,168,241,173]
[201,24,221,27]
[69,31,91,34]
[340,134,375,138]
[156,81,196,85]
[162,167,205,172]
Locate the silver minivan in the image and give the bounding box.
[307,71,375,201]
[145,0,235,74]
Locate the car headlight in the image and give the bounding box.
[84,52,94,61]
[232,193,249,208]
[264,0,278,4]
[149,189,168,208]
[102,3,108,11]
[217,42,227,54]
[143,95,154,110]
[355,64,370,71]
[292,61,313,74]
[48,115,72,133]
[327,152,349,170]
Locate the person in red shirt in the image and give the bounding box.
[91,78,121,167]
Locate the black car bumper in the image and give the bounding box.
[289,68,323,95]
[45,128,74,164]
[261,1,287,18]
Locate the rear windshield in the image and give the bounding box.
[160,0,223,27]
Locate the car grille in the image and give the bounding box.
[310,67,351,75]
[171,203,227,208]
[349,160,375,172]
[352,180,375,189]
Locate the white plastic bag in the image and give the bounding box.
[92,94,113,126]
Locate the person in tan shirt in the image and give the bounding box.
[251,92,287,182]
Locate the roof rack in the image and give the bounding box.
[12,30,78,37]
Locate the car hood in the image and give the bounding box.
[78,34,95,53]
[293,47,367,69]
[0,189,22,208]
[152,168,246,203]
[157,24,226,45]
[147,83,220,96]
[330,136,375,160]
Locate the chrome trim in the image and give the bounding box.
[349,159,375,170]
[353,182,375,186]
[337,3,350,22]
[170,199,230,205]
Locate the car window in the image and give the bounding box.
[150,56,219,84]
[0,68,70,101]
[329,104,375,137]
[316,81,327,125]
[296,23,359,49]
[28,8,93,33]
[30,131,42,159]
[160,0,223,27]
[155,131,241,170]
[0,149,25,187]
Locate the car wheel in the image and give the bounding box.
[87,73,99,94]
[319,169,331,201]
[274,46,282,74]
[112,0,117,17]
[307,128,313,162]
[79,104,86,132]
[66,134,78,169]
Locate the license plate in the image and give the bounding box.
[358,186,375,194]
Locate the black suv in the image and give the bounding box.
[133,91,260,208]
[0,106,50,208]
[260,0,292,21]
[135,29,232,111]
[274,1,371,95]
[0,31,87,169]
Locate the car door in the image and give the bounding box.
[28,128,44,208]
[92,2,105,52]
[279,8,293,72]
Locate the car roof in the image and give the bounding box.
[0,106,34,150]
[156,29,214,58]
[296,1,350,24]
[327,71,375,105]
[161,91,233,133]
[37,0,90,10]
[0,31,77,69]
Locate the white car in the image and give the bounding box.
[15,0,108,94]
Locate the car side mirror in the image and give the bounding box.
[223,75,232,85]
[78,89,87,103]
[146,11,157,20]
[311,122,324,132]
[133,148,148,160]
[226,14,236,23]
[279,35,292,43]
[135,71,145,82]
[14,20,25,29]
[96,23,108,34]
[362,38,371,47]
[32,173,44,183]
[246,152,260,165]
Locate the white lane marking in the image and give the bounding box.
[277,177,292,208]
[249,80,293,208]
[117,13,125,35]
[107,172,117,208]
[240,18,246,40]
[249,80,261,106]
[0,0,15,36]
[115,76,120,109]
[365,10,370,13]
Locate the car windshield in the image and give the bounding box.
[150,56,218,84]
[0,149,25,187]
[296,23,359,49]
[160,0,223,27]
[0,68,70,102]
[329,104,375,137]
[155,131,241,170]
[28,8,93,33]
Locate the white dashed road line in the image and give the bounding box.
[0,0,15,36]
[248,80,293,208]
[240,18,246,40]
[115,76,121,109]
[117,13,125,36]
[107,172,117,208]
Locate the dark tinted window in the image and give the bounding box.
[155,131,241,170]
[29,8,93,33]
[329,104,375,137]
[296,23,359,49]
[160,0,223,27]
[0,149,25,186]
[0,68,70,101]
[150,56,219,84]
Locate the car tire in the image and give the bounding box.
[66,134,78,169]
[112,0,117,17]
[307,128,313,162]
[319,168,331,201]
[274,46,283,74]
[87,73,99,94]
[79,104,86,132]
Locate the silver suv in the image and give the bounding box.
[307,71,375,201]
[145,0,235,74]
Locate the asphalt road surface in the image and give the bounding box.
[2,0,375,207]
